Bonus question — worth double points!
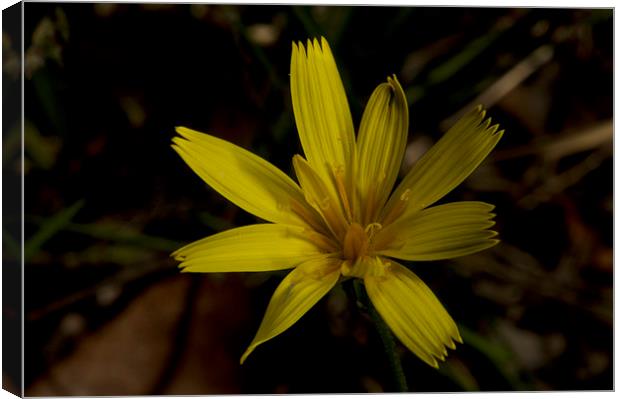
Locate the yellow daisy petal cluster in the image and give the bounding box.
[172,37,503,368]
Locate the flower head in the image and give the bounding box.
[172,37,503,368]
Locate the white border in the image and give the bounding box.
[0,1,616,398]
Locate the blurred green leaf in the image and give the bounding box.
[458,324,530,390]
[62,244,156,268]
[439,358,479,391]
[270,110,293,143]
[31,68,68,135]
[383,7,414,39]
[54,7,70,41]
[427,31,501,85]
[56,220,182,252]
[24,119,62,170]
[198,211,234,231]
[28,211,183,253]
[310,6,352,46]
[292,6,324,38]
[25,199,85,261]
[2,228,21,260]
[405,17,517,105]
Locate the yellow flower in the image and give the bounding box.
[172,37,503,368]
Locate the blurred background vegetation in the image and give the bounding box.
[3,3,612,394]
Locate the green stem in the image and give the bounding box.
[353,280,409,392]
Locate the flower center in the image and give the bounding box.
[340,222,386,278]
[342,222,383,261]
[342,223,369,261]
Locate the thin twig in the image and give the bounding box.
[493,120,612,162]
[441,45,554,130]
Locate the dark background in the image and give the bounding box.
[4,3,613,394]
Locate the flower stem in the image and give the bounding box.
[353,280,409,392]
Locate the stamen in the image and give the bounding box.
[381,258,393,270]
[382,188,411,226]
[318,196,330,210]
[364,222,383,240]
[400,188,411,201]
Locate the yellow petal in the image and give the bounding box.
[172,127,317,227]
[356,75,409,224]
[376,201,498,261]
[240,257,342,363]
[364,259,461,368]
[382,106,503,225]
[290,38,355,183]
[173,224,332,273]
